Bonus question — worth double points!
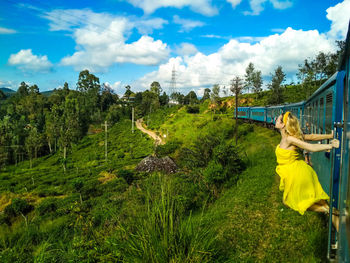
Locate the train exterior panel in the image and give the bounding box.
[250,107,266,122]
[235,107,250,119]
[337,23,350,263]
[303,72,344,208]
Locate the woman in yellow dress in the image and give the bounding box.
[275,111,339,229]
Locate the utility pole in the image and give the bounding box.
[102,121,109,161]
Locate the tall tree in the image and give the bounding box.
[150,81,162,96]
[201,88,211,102]
[100,83,115,112]
[76,70,101,121]
[210,84,220,116]
[159,92,169,106]
[124,85,133,100]
[268,66,286,105]
[244,62,255,94]
[184,91,198,105]
[17,82,29,98]
[231,76,244,145]
[0,90,6,100]
[25,127,41,168]
[252,70,263,98]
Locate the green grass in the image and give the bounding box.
[196,126,327,262]
[0,107,328,262]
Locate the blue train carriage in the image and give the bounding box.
[266,105,285,125]
[235,106,250,120]
[303,69,345,259]
[336,21,350,262]
[250,107,266,122]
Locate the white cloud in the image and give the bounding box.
[135,27,335,93]
[175,43,198,56]
[0,26,16,34]
[134,17,168,34]
[43,9,170,72]
[125,0,218,16]
[326,0,350,39]
[244,0,292,15]
[8,49,53,72]
[226,0,242,8]
[173,15,205,32]
[201,34,229,39]
[104,81,122,93]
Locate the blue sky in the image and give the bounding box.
[0,0,349,96]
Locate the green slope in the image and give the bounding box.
[0,109,328,262]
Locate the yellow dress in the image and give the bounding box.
[275,144,329,215]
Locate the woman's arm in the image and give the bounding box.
[287,136,339,152]
[304,132,333,141]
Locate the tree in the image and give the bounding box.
[101,83,115,112]
[159,92,169,106]
[17,82,29,97]
[58,98,82,172]
[0,90,6,100]
[63,82,70,97]
[184,91,198,105]
[124,85,133,101]
[76,70,100,93]
[170,92,184,105]
[268,66,286,105]
[201,88,211,102]
[252,70,263,98]
[230,76,244,145]
[244,62,255,94]
[150,81,162,96]
[210,84,220,117]
[76,70,101,121]
[25,127,41,168]
[29,84,39,95]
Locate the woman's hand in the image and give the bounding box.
[327,131,334,139]
[331,139,340,149]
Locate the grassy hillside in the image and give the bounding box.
[0,106,328,262]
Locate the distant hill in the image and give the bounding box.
[0,87,16,94]
[0,87,55,98]
[41,90,54,97]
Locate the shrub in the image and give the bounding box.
[186,105,200,114]
[116,149,125,158]
[203,161,225,186]
[118,169,134,185]
[4,198,33,219]
[36,198,58,216]
[155,140,182,157]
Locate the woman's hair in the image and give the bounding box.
[283,112,304,140]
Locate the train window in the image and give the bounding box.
[319,98,324,134]
[325,93,333,133]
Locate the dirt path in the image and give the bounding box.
[135,119,165,145]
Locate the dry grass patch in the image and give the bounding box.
[98,171,116,184]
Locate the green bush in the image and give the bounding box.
[118,169,134,185]
[186,105,199,114]
[155,140,182,157]
[203,160,225,186]
[4,198,33,219]
[36,198,58,216]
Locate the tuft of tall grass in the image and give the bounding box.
[118,173,220,263]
